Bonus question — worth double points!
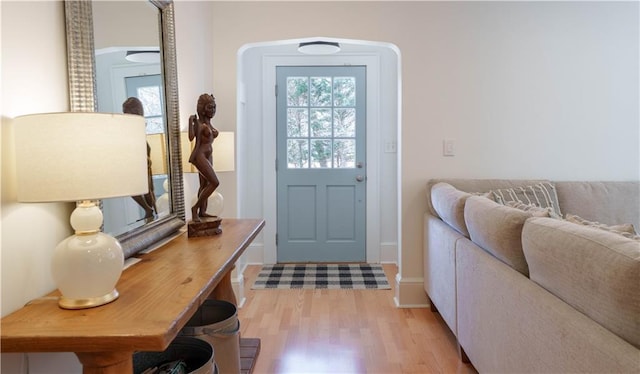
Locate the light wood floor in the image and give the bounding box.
[238,264,477,374]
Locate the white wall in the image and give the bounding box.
[1,2,82,372]
[0,1,217,372]
[209,1,639,305]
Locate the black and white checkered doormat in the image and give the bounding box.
[251,264,391,290]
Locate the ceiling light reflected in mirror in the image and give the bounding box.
[125,50,161,63]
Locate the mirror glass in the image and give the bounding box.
[92,1,170,236]
[65,0,185,258]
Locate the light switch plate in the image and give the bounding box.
[443,139,455,156]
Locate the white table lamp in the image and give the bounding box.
[13,112,148,309]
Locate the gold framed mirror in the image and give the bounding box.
[64,0,185,258]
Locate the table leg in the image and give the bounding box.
[208,266,237,305]
[75,351,133,374]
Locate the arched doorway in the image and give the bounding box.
[236,38,401,266]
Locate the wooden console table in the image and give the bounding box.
[1,218,265,374]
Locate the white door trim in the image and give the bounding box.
[262,54,381,264]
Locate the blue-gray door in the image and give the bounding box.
[276,66,366,263]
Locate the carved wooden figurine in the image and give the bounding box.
[188,93,222,236]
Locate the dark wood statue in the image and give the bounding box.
[187,93,222,236]
[122,97,157,221]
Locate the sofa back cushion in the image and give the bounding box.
[426,179,550,217]
[522,217,640,349]
[555,181,640,229]
[565,213,638,238]
[464,196,536,276]
[430,182,473,237]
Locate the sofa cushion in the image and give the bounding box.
[431,182,473,237]
[522,217,640,349]
[490,182,562,217]
[555,181,640,230]
[565,213,638,238]
[464,196,532,276]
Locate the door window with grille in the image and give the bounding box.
[285,75,357,169]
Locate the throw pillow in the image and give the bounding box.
[506,201,553,218]
[565,213,639,239]
[490,182,562,218]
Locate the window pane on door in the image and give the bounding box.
[146,118,164,134]
[311,139,332,168]
[310,109,332,137]
[288,139,309,168]
[287,77,309,106]
[287,108,309,137]
[333,77,356,107]
[137,86,163,116]
[310,77,332,106]
[333,139,355,168]
[333,108,355,137]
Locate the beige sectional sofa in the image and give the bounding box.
[423,179,640,373]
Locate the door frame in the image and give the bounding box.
[262,54,381,264]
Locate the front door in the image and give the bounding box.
[276,66,366,263]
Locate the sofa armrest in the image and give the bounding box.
[424,213,463,336]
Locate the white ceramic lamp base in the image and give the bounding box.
[189,191,224,220]
[51,201,124,309]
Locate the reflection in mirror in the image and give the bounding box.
[91,1,170,237]
[65,0,185,258]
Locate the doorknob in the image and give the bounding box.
[356,162,364,169]
[356,175,365,182]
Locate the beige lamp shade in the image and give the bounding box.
[180,132,197,173]
[13,112,149,202]
[147,133,168,175]
[213,131,235,172]
[181,131,235,173]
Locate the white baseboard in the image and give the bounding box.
[232,272,246,308]
[241,242,398,265]
[394,273,429,308]
[380,242,398,263]
[243,242,265,265]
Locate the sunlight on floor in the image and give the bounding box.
[276,346,364,373]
